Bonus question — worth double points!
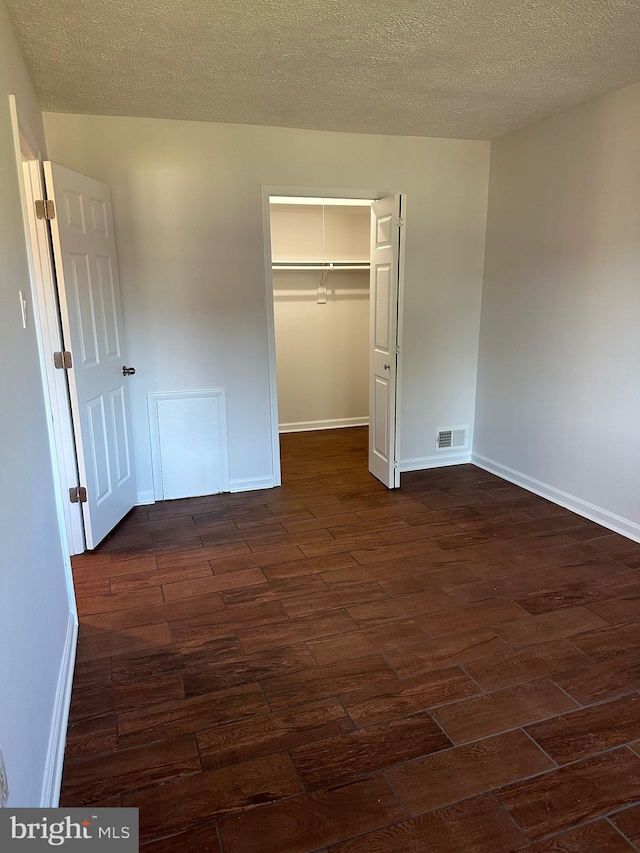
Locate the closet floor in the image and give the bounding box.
[62,427,640,852]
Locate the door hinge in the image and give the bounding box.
[35,199,56,220]
[69,486,88,504]
[53,350,73,369]
[398,217,405,227]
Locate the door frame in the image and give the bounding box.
[9,96,85,556]
[261,184,406,487]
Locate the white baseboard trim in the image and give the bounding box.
[229,476,276,493]
[279,417,368,434]
[472,452,640,544]
[136,489,155,506]
[400,452,472,472]
[40,609,78,807]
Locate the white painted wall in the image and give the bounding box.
[271,203,370,262]
[0,1,75,805]
[274,268,370,430]
[271,203,370,431]
[43,113,490,491]
[474,82,640,538]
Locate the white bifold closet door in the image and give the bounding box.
[44,162,137,549]
[369,194,403,489]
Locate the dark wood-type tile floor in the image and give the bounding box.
[61,427,640,851]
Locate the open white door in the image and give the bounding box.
[369,194,403,488]
[44,162,136,549]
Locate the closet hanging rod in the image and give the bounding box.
[272,261,370,271]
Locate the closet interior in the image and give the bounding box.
[269,198,372,433]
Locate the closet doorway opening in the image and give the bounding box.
[262,188,405,490]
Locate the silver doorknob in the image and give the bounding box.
[383,363,390,371]
[122,366,136,376]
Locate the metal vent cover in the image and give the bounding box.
[436,425,468,452]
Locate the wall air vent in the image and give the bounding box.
[435,425,468,452]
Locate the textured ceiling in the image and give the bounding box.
[6,0,640,139]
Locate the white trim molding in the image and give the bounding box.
[10,99,85,557]
[261,183,403,490]
[40,610,78,807]
[279,417,368,434]
[400,452,472,472]
[472,452,640,544]
[229,476,276,493]
[136,490,155,506]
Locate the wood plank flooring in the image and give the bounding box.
[61,427,640,851]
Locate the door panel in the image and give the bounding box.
[87,396,111,502]
[374,264,391,349]
[70,253,99,364]
[111,387,131,484]
[373,376,389,457]
[98,256,121,357]
[369,195,402,488]
[44,162,136,548]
